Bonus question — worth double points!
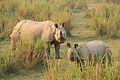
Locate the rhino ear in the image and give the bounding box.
[61,23,65,28]
[54,23,58,28]
[74,44,78,48]
[67,43,71,48]
[17,19,20,22]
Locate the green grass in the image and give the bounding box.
[0,10,120,80]
[90,3,120,38]
[0,1,120,80]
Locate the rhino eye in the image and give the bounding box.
[54,23,58,28]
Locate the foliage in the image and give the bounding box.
[91,4,120,38]
[107,0,120,4]
[75,0,88,10]
[14,39,47,69]
[43,59,119,80]
[0,39,47,79]
[0,0,120,80]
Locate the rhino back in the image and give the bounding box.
[87,40,109,60]
[10,20,27,38]
[87,40,107,54]
[20,20,55,43]
[20,20,44,42]
[76,44,90,60]
[40,21,55,42]
[76,40,108,60]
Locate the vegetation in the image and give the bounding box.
[91,3,120,38]
[45,59,118,80]
[0,0,120,80]
[108,0,120,3]
[14,39,47,69]
[0,0,73,41]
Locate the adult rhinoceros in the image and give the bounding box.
[66,40,112,65]
[10,20,66,59]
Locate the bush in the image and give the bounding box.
[91,4,120,38]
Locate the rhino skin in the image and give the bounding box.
[67,40,112,66]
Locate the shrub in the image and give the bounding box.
[91,4,120,38]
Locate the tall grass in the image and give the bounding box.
[91,4,120,38]
[68,0,88,12]
[0,0,90,40]
[0,0,20,41]
[0,46,18,78]
[106,0,120,4]
[89,0,120,3]
[14,39,47,69]
[0,39,47,79]
[1,51,120,80]
[75,0,88,10]
[43,58,119,80]
[0,0,73,41]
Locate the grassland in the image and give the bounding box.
[0,0,120,80]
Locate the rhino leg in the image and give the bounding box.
[88,52,92,65]
[11,36,16,51]
[11,33,20,51]
[10,29,20,51]
[102,51,112,65]
[46,42,50,59]
[93,55,97,66]
[54,43,60,59]
[76,59,84,71]
[107,52,112,65]
[106,48,112,65]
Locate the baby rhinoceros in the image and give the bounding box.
[67,40,112,66]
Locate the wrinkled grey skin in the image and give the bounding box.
[67,40,112,65]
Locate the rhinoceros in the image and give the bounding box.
[66,40,112,65]
[10,20,67,59]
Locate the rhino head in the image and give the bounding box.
[50,23,67,44]
[66,43,79,61]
